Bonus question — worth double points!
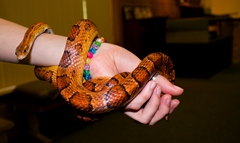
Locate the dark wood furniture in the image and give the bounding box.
[123,17,167,59]
[123,16,233,78]
[163,16,233,77]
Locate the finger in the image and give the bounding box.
[169,99,180,114]
[124,81,157,110]
[139,86,162,124]
[154,75,184,96]
[149,94,172,125]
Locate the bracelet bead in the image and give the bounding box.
[94,41,101,47]
[89,48,96,54]
[86,58,91,64]
[87,52,93,58]
[83,70,90,76]
[83,74,91,81]
[84,64,90,70]
[92,44,99,50]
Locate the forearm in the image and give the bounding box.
[0,18,66,66]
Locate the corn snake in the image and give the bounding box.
[15,20,175,121]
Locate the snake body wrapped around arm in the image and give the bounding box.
[16,20,175,121]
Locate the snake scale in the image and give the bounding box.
[15,20,175,121]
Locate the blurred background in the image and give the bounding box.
[0,0,240,143]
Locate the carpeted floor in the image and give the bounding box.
[38,64,240,143]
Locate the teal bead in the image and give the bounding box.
[89,48,96,54]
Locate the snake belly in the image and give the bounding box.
[16,20,175,121]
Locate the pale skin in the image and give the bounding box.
[0,18,183,125]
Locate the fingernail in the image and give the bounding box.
[157,86,161,96]
[167,97,171,106]
[170,102,180,114]
[150,81,157,90]
[172,102,180,110]
[173,85,183,91]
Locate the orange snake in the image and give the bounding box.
[15,20,175,121]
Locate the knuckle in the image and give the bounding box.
[161,107,170,117]
[128,104,140,110]
[151,101,160,109]
[141,93,150,101]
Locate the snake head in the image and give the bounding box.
[15,45,29,60]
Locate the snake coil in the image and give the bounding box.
[16,20,175,121]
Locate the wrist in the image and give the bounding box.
[31,33,66,66]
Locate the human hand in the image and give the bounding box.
[90,43,183,125]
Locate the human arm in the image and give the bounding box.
[0,18,65,65]
[0,18,183,125]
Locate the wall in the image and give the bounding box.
[87,0,113,43]
[211,0,240,18]
[0,0,113,93]
[201,0,212,14]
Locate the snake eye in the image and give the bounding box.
[24,49,26,53]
